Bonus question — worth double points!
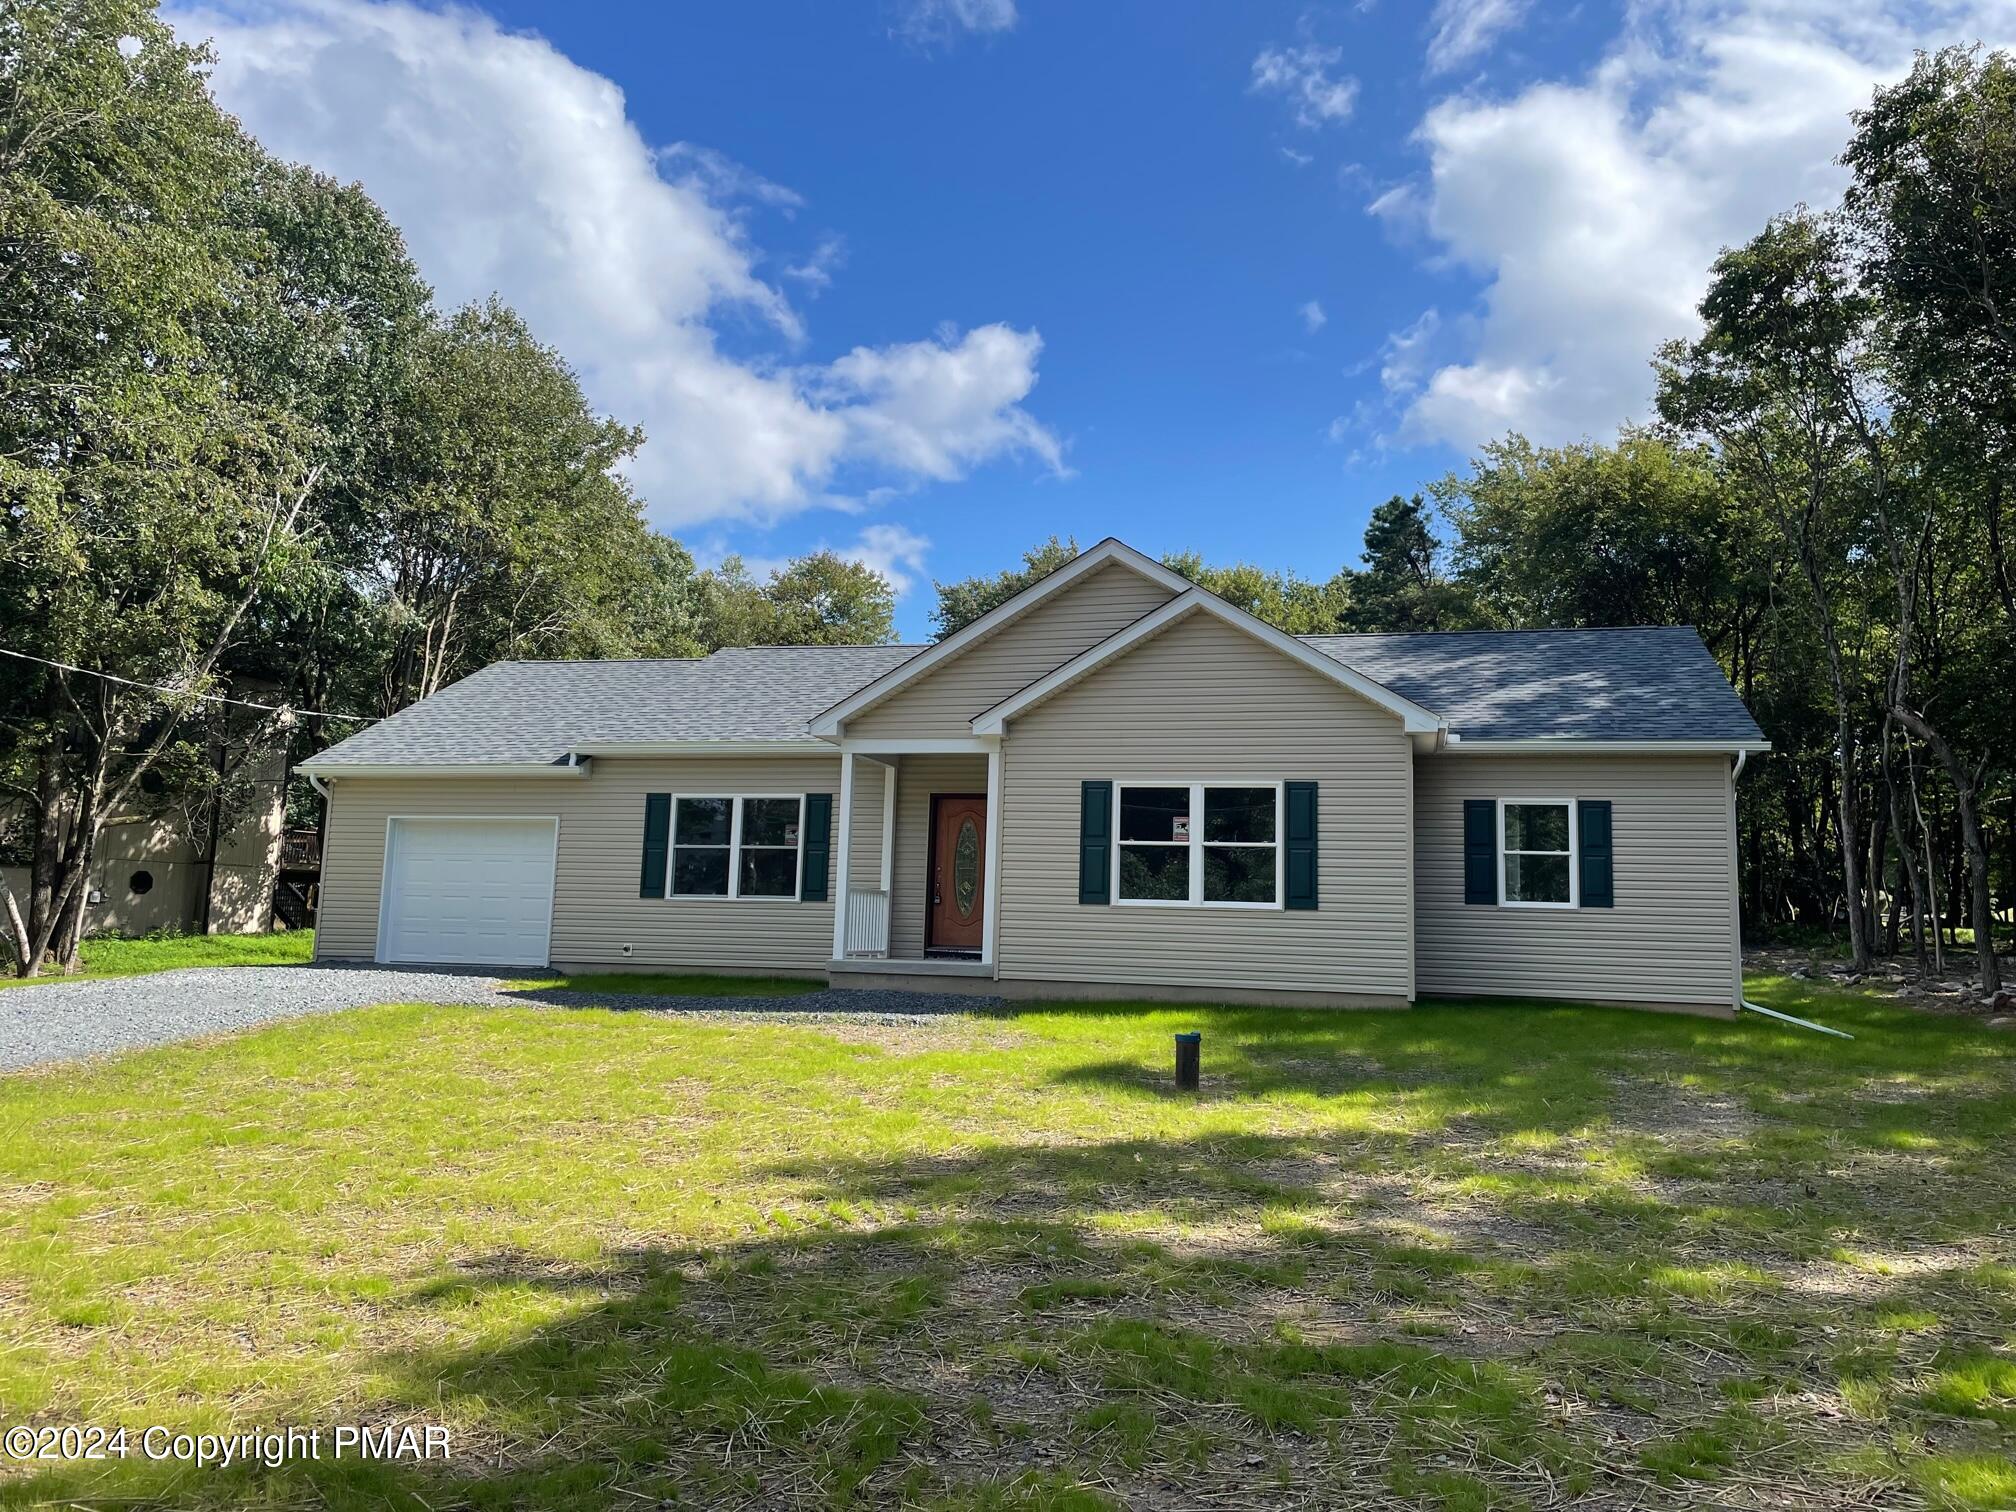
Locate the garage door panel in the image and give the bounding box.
[381,818,556,967]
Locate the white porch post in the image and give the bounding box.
[879,758,897,893]
[831,745,855,961]
[982,739,1003,970]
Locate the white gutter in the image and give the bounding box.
[571,740,827,757]
[307,774,331,801]
[296,761,592,778]
[1438,739,1773,756]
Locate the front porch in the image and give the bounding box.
[828,741,1001,975]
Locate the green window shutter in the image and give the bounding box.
[801,793,833,902]
[1578,799,1613,908]
[1079,781,1112,904]
[640,793,670,898]
[1463,799,1496,905]
[1283,781,1318,910]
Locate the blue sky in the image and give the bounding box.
[171,0,2007,638]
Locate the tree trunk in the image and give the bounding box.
[1988,470,2016,638]
[52,775,101,974]
[21,692,64,975]
[1834,719,1872,968]
[0,876,29,972]
[1893,706,2002,996]
[1868,803,1889,955]
[1785,505,1872,965]
[1881,724,1928,968]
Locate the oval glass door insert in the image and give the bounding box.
[953,817,980,918]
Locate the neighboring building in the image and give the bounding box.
[302,539,1769,1015]
[1,749,288,939]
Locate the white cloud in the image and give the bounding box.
[1280,145,1315,167]
[894,0,1016,46]
[784,234,847,293]
[1378,307,1447,395]
[659,141,805,213]
[1426,0,1529,74]
[731,523,933,599]
[1382,0,2016,451]
[847,523,934,597]
[1299,300,1328,333]
[1326,308,1459,445]
[815,323,1064,481]
[170,0,1058,529]
[1251,42,1359,129]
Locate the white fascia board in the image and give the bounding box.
[972,589,1445,736]
[1435,738,1774,755]
[843,736,997,754]
[571,740,829,757]
[807,538,1192,737]
[299,761,591,778]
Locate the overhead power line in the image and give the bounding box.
[0,646,376,723]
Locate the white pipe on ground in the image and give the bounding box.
[1739,999,1854,1039]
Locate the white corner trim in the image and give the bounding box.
[300,761,591,778]
[807,538,1191,737]
[879,760,897,893]
[971,589,1445,736]
[1438,739,1773,756]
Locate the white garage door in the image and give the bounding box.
[378,818,558,967]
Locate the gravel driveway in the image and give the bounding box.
[0,964,998,1072]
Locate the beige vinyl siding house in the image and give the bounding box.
[319,755,889,975]
[997,610,1413,1003]
[304,538,1770,1015]
[1413,753,1740,1010]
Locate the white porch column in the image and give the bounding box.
[830,746,855,961]
[880,758,897,892]
[982,739,1003,970]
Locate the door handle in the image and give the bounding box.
[933,866,942,906]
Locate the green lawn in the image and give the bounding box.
[0,929,314,989]
[2,977,2013,1509]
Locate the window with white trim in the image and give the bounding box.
[1499,799,1576,907]
[670,795,803,899]
[1115,783,1280,908]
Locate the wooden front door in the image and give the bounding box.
[927,794,986,953]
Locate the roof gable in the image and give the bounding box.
[808,539,1191,738]
[972,589,1444,736]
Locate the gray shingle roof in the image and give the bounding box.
[305,623,1761,769]
[1300,626,1764,743]
[304,645,923,769]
